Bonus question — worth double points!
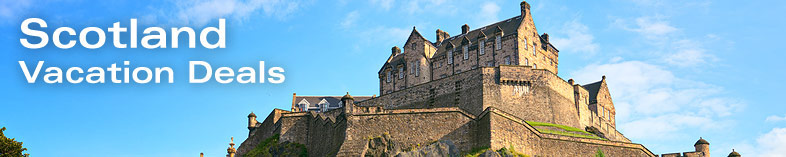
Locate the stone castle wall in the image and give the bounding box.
[485,108,653,156]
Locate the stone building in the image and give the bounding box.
[235,1,739,156]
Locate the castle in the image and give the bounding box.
[232,1,742,156]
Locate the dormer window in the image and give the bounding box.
[479,41,485,55]
[495,36,502,50]
[463,45,469,60]
[298,99,310,111]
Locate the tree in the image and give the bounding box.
[0,127,29,157]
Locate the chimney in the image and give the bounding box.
[461,24,470,34]
[568,79,574,85]
[291,93,297,111]
[392,46,401,55]
[541,33,550,43]
[520,1,531,17]
[436,29,450,43]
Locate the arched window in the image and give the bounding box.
[533,64,537,69]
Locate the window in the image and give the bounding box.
[479,41,485,55]
[524,58,529,66]
[533,47,537,56]
[448,49,454,64]
[398,67,404,79]
[386,70,391,82]
[463,45,469,60]
[487,61,494,67]
[504,56,511,65]
[410,62,414,74]
[415,61,421,77]
[533,64,537,69]
[495,36,502,50]
[523,38,528,50]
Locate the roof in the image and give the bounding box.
[433,16,524,58]
[728,149,740,157]
[582,80,603,103]
[294,95,373,108]
[694,138,710,145]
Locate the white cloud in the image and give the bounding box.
[731,127,786,157]
[570,60,743,141]
[766,114,786,122]
[474,2,500,26]
[167,0,303,26]
[664,39,716,67]
[614,16,716,67]
[618,16,677,41]
[370,0,394,11]
[550,19,599,55]
[0,0,32,21]
[340,11,360,28]
[757,128,786,157]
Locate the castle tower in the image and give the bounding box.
[694,137,710,157]
[247,112,257,131]
[341,92,354,106]
[227,137,236,157]
[727,149,740,157]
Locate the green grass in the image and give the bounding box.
[525,121,605,140]
[463,147,490,157]
[244,134,308,157]
[463,146,529,157]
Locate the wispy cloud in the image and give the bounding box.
[570,60,743,141]
[156,0,304,26]
[766,114,786,122]
[473,2,500,26]
[370,0,394,11]
[614,16,716,67]
[340,11,360,28]
[0,0,33,22]
[550,19,599,55]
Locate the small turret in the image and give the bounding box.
[694,137,710,157]
[248,112,257,131]
[728,149,740,157]
[342,92,355,106]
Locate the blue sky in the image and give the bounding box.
[1,0,784,156]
